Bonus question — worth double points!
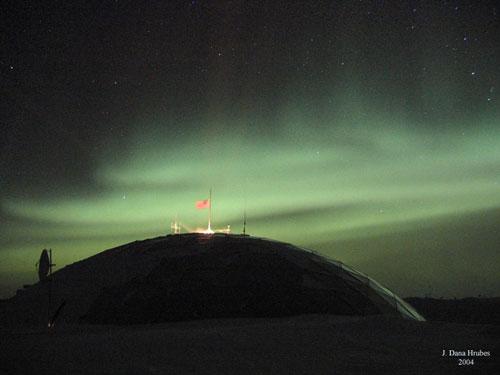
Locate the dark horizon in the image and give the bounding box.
[1,1,499,299]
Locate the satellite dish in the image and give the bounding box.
[38,249,50,281]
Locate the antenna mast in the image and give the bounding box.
[208,188,212,231]
[243,199,247,235]
[48,249,52,326]
[171,213,181,234]
[48,249,55,328]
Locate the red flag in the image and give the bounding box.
[196,199,210,209]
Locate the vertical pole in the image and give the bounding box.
[243,198,247,235]
[208,188,212,231]
[242,183,247,235]
[48,249,52,327]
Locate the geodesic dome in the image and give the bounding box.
[81,234,425,323]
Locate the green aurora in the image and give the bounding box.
[2,108,499,298]
[1,1,499,299]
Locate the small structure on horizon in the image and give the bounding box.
[220,225,231,234]
[171,215,181,234]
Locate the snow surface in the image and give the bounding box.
[1,315,498,374]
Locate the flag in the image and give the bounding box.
[196,199,210,209]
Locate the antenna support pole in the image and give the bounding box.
[243,207,246,235]
[48,249,52,327]
[243,196,247,235]
[208,188,212,231]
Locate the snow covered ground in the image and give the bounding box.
[1,315,498,374]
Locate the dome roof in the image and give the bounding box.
[3,234,424,325]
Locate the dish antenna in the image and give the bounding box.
[37,249,52,281]
[37,249,56,327]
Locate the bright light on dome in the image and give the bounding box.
[194,226,214,235]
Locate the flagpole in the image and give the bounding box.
[208,188,212,231]
[243,198,247,235]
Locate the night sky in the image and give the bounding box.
[1,1,499,298]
